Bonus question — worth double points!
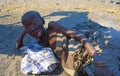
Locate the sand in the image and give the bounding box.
[0,0,120,76]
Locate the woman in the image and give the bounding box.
[16,11,114,76]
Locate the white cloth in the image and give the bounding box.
[20,44,59,74]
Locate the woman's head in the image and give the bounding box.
[22,11,45,27]
[21,11,45,38]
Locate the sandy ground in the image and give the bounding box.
[0,0,120,76]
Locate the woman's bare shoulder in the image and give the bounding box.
[48,21,59,27]
[48,21,65,31]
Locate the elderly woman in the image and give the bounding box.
[16,11,114,76]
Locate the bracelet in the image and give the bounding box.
[82,39,90,45]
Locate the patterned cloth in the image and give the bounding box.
[20,44,59,74]
[56,33,92,76]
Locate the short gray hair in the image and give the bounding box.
[21,11,44,26]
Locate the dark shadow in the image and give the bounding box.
[0,22,24,56]
[44,11,89,29]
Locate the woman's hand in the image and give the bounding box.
[16,40,23,49]
[16,30,26,49]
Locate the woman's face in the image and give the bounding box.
[25,18,44,38]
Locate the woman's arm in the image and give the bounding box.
[16,29,26,48]
[48,21,96,56]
